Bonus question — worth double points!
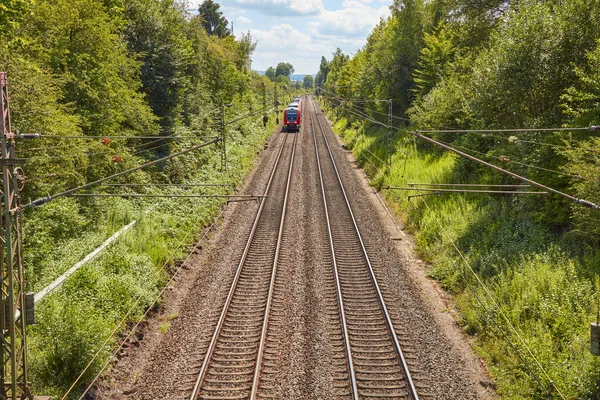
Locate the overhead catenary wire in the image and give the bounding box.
[383,187,547,195]
[69,193,264,199]
[318,86,411,124]
[226,105,275,125]
[23,137,221,209]
[103,183,233,187]
[417,126,596,134]
[413,132,600,209]
[434,137,597,182]
[407,183,531,188]
[21,133,218,140]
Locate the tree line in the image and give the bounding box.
[319,0,600,244]
[0,0,284,203]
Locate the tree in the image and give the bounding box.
[275,62,294,78]
[315,56,330,94]
[303,74,314,89]
[265,66,276,81]
[125,0,191,129]
[198,0,230,38]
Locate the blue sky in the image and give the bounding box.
[191,0,392,75]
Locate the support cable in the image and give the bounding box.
[434,137,596,182]
[417,127,595,134]
[23,137,221,209]
[318,87,410,123]
[413,132,599,209]
[226,105,276,126]
[20,134,217,140]
[384,187,547,195]
[69,194,263,199]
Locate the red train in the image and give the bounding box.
[283,97,301,132]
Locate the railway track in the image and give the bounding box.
[188,125,298,400]
[186,95,420,400]
[308,96,420,400]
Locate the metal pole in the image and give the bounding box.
[0,72,31,400]
[262,82,267,126]
[387,100,392,166]
[274,85,279,125]
[221,103,227,172]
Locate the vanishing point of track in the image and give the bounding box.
[308,96,419,400]
[188,95,420,400]
[189,122,298,400]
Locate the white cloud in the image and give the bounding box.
[237,16,253,24]
[234,0,323,16]
[250,24,332,72]
[310,0,389,38]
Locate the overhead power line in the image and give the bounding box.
[20,134,218,140]
[417,127,596,134]
[23,137,221,209]
[413,132,600,209]
[70,194,264,200]
[384,187,547,195]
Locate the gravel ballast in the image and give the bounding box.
[97,97,497,399]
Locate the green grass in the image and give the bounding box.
[324,102,600,400]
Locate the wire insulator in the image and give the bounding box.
[590,125,600,131]
[19,133,40,139]
[112,155,121,163]
[498,155,510,162]
[101,137,111,145]
[508,136,518,143]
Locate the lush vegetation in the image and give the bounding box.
[1,0,294,397]
[318,0,600,398]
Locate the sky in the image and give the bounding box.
[191,0,392,75]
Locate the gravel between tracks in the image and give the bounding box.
[97,98,497,399]
[312,100,497,399]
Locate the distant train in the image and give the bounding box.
[283,97,301,132]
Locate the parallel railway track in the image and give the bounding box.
[188,126,298,400]
[187,95,420,400]
[308,96,419,400]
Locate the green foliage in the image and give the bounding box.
[413,23,455,98]
[0,0,294,395]
[265,66,276,81]
[303,74,314,89]
[26,0,158,137]
[198,0,230,38]
[275,62,294,78]
[124,0,191,129]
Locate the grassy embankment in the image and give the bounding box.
[325,107,600,399]
[24,118,277,397]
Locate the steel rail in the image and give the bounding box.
[189,128,296,400]
[250,114,298,399]
[309,98,359,399]
[311,96,420,399]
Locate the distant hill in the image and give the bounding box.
[256,71,316,82]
